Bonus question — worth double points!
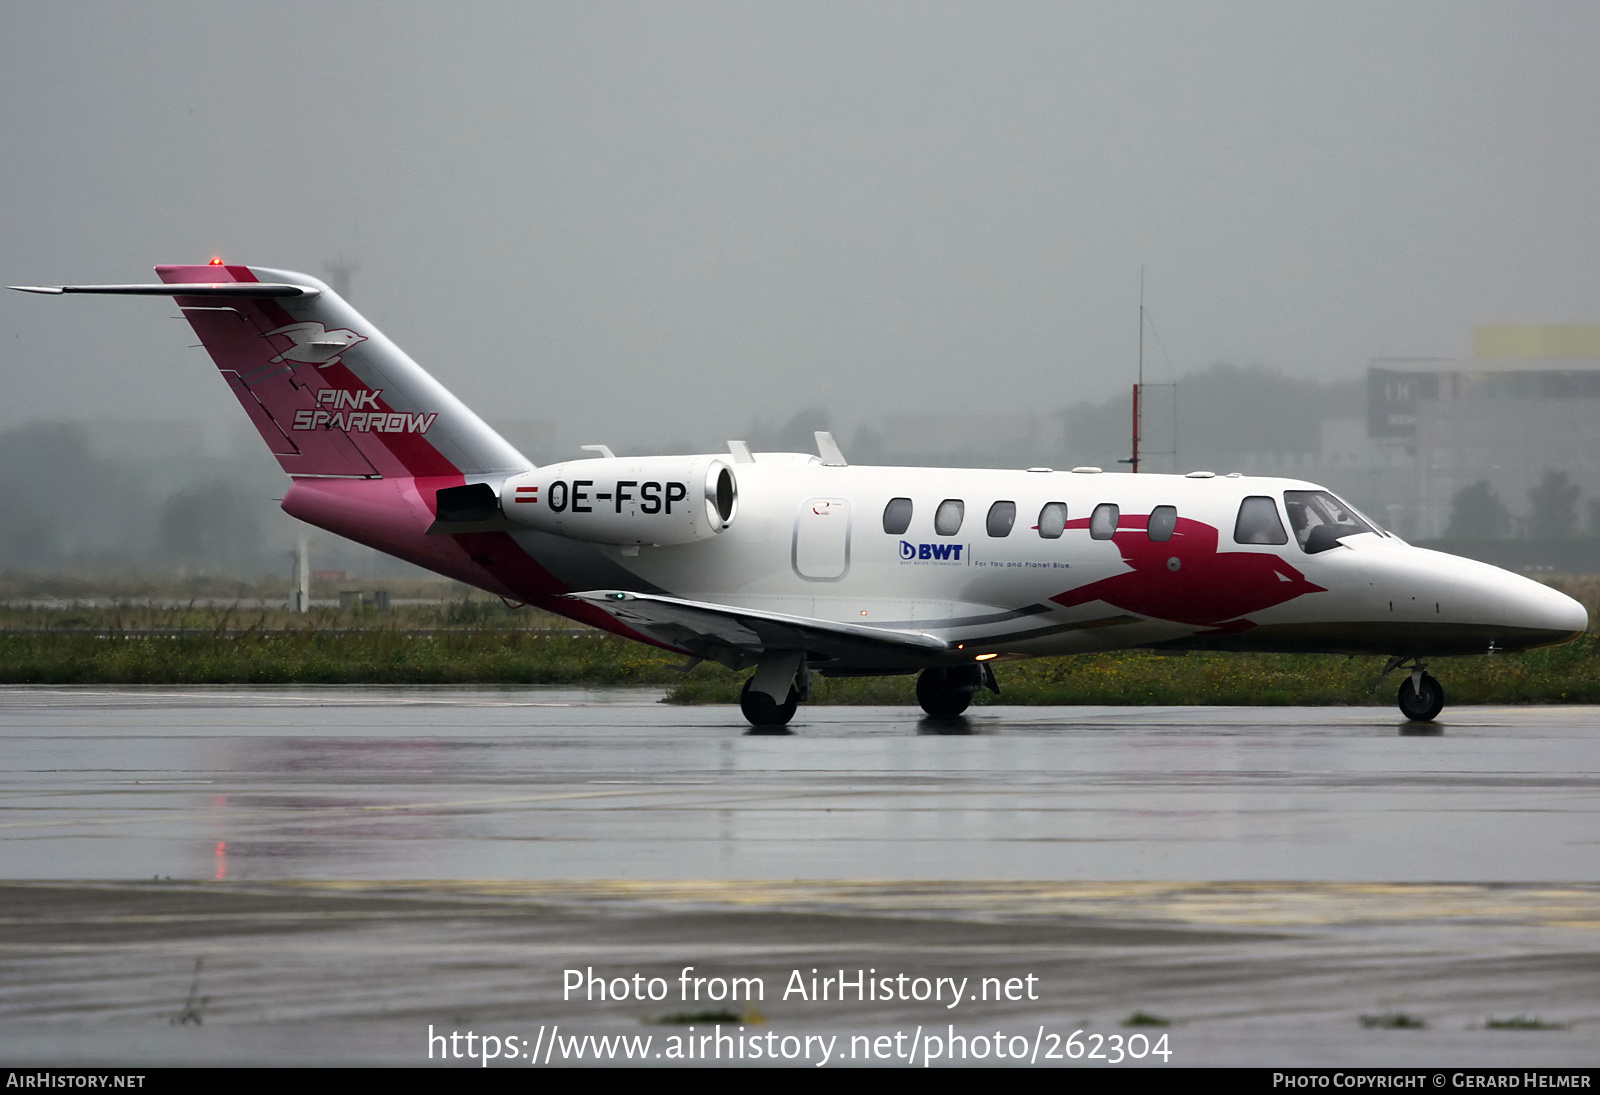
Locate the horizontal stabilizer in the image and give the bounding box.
[564,590,947,670]
[8,283,319,298]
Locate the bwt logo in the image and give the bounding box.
[900,540,965,562]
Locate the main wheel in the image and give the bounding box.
[739,676,798,727]
[1397,672,1444,722]
[916,666,982,719]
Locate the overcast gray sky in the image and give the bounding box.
[4,1,1599,452]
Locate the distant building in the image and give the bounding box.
[1366,325,1600,539]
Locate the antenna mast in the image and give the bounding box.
[1131,266,1144,473]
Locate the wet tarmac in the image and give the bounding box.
[1,687,1597,1066]
[1,686,1597,881]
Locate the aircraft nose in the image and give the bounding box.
[1523,581,1589,641]
[1394,548,1589,650]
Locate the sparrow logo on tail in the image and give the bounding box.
[262,322,367,368]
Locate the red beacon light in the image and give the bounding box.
[208,256,224,266]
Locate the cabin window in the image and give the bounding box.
[1283,490,1375,554]
[934,499,965,536]
[986,501,1016,537]
[1037,501,1067,539]
[882,497,913,535]
[1234,496,1288,545]
[1089,503,1119,540]
[1147,505,1177,542]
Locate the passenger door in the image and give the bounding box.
[793,498,851,581]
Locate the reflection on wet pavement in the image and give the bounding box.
[0,687,1596,881]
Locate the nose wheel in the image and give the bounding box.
[1397,671,1445,722]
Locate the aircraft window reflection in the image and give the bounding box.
[882,497,913,535]
[1283,490,1375,554]
[935,499,965,536]
[1037,502,1067,539]
[1147,505,1177,542]
[986,501,1016,537]
[1090,503,1119,540]
[1234,496,1288,545]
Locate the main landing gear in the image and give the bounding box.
[1384,657,1445,722]
[739,676,799,727]
[738,654,811,728]
[735,660,1003,726]
[916,663,1000,719]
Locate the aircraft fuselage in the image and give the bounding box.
[501,460,1586,663]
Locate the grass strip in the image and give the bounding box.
[2,630,1598,705]
[0,631,680,686]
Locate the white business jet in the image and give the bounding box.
[12,263,1587,726]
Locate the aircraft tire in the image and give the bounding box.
[739,677,799,727]
[1397,672,1445,722]
[916,666,981,719]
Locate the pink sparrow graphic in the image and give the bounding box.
[263,321,367,368]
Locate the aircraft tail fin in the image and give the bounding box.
[161,263,528,480]
[22,263,531,481]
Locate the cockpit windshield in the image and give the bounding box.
[1282,490,1378,554]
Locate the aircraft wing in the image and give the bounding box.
[563,590,948,670]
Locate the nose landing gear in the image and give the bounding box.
[1383,657,1445,722]
[1398,671,1444,722]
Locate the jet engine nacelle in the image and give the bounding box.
[500,456,737,545]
